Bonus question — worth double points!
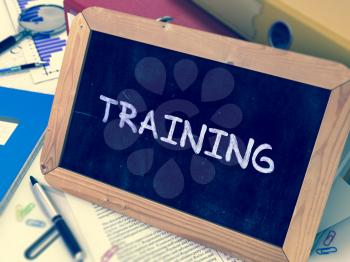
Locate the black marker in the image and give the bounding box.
[30,176,84,261]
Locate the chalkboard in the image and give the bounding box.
[61,30,329,246]
[42,8,350,262]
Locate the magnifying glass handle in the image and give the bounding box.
[0,36,16,54]
[0,31,28,54]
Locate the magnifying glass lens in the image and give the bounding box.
[19,5,65,34]
[0,4,65,54]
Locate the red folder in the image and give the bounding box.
[64,0,238,37]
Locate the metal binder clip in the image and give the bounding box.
[268,20,293,50]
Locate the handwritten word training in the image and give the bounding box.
[100,95,274,174]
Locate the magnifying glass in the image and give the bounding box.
[0,4,65,54]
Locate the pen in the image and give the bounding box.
[30,176,84,262]
[0,62,47,74]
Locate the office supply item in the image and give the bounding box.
[24,225,60,260]
[16,202,35,221]
[315,247,337,256]
[4,0,67,83]
[41,8,350,261]
[309,215,350,262]
[192,0,350,67]
[0,1,45,91]
[0,86,53,214]
[30,176,84,261]
[322,231,336,246]
[63,0,237,37]
[0,0,27,70]
[0,4,65,54]
[0,62,47,75]
[26,218,46,228]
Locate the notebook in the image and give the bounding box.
[0,86,53,214]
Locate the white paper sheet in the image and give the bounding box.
[0,119,18,145]
[65,193,242,262]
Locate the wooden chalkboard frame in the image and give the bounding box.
[41,7,350,262]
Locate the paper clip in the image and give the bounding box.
[26,219,46,228]
[323,230,336,246]
[316,247,337,255]
[101,245,118,262]
[16,203,35,222]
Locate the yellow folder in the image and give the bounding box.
[193,0,350,66]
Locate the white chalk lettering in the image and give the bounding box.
[252,144,274,173]
[226,135,254,169]
[139,110,158,139]
[98,96,275,174]
[160,115,183,145]
[119,101,137,133]
[100,95,118,123]
[180,121,207,154]
[204,128,228,160]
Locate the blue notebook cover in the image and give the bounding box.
[0,87,53,213]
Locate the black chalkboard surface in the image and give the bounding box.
[60,31,329,246]
[42,8,350,262]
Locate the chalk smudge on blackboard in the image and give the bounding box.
[75,111,99,120]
